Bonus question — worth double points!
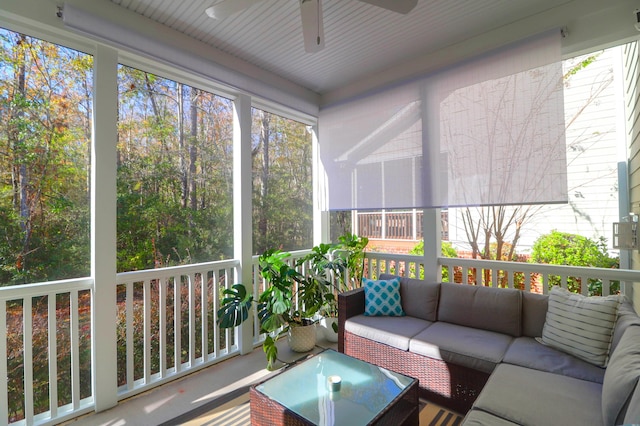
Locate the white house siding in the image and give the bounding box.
[625,41,640,307]
[448,46,625,254]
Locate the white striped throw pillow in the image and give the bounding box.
[540,286,622,367]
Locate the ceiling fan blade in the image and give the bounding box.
[300,0,325,53]
[205,0,265,20]
[357,0,418,14]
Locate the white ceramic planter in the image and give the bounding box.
[287,323,317,352]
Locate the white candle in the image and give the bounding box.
[327,375,342,392]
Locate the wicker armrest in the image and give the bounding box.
[338,287,365,352]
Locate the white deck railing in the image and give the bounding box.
[0,278,94,426]
[115,259,240,399]
[2,252,639,425]
[363,252,639,296]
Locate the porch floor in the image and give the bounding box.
[66,337,338,425]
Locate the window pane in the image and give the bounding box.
[251,108,312,253]
[0,28,92,285]
[117,65,234,272]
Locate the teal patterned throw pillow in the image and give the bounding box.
[363,277,405,316]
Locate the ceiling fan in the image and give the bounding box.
[205,0,418,53]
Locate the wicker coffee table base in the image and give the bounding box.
[344,331,490,414]
[250,371,419,426]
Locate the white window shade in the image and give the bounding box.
[320,30,567,210]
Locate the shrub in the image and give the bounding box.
[410,241,457,281]
[530,230,619,295]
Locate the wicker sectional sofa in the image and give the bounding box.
[338,274,640,425]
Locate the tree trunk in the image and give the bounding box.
[257,111,271,251]
[178,84,188,208]
[189,88,198,211]
[10,34,31,271]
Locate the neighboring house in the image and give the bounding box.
[449,45,628,254]
[626,41,640,308]
[357,45,635,258]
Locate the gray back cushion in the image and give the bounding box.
[521,291,548,337]
[437,282,522,337]
[611,299,640,353]
[379,274,439,321]
[602,325,640,425]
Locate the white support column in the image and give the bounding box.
[233,94,254,354]
[91,44,118,412]
[312,125,330,244]
[423,208,442,282]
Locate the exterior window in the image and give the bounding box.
[117,65,234,271]
[0,28,92,286]
[251,108,313,253]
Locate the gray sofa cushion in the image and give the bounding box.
[380,273,440,321]
[409,322,513,374]
[344,314,432,351]
[462,409,520,426]
[602,326,640,425]
[503,337,605,384]
[437,282,522,337]
[611,299,640,353]
[472,363,603,426]
[624,379,640,425]
[522,291,548,337]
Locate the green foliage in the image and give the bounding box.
[337,233,369,288]
[0,30,92,286]
[410,241,457,281]
[251,110,313,254]
[217,234,367,369]
[530,230,619,294]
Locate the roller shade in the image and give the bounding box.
[320,30,567,210]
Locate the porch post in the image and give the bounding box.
[312,125,330,244]
[423,208,442,282]
[233,94,254,354]
[91,44,118,411]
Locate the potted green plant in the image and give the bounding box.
[337,233,369,289]
[296,234,369,342]
[296,242,346,342]
[217,249,328,369]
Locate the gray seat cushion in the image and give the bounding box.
[472,363,603,426]
[409,322,513,374]
[380,273,440,321]
[503,337,605,384]
[602,325,640,425]
[437,282,522,337]
[344,314,432,351]
[462,409,520,426]
[624,379,640,425]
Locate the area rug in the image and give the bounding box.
[160,386,463,426]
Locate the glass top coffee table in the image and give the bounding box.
[250,349,419,426]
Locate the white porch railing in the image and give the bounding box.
[363,252,639,296]
[115,259,240,399]
[0,278,94,426]
[2,252,639,425]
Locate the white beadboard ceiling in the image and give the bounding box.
[108,0,568,95]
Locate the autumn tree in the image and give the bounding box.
[251,109,313,254]
[0,29,92,285]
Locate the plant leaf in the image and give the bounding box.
[216,283,253,328]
